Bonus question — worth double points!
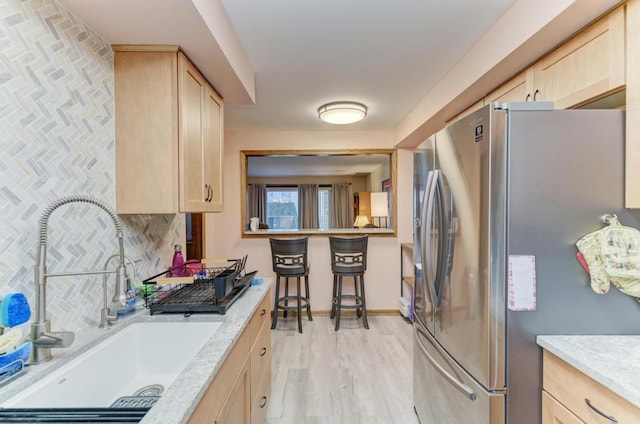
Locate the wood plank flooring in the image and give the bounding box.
[267,315,420,424]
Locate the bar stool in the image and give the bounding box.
[269,237,312,333]
[329,235,369,331]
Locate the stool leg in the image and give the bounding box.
[335,276,343,331]
[354,276,362,318]
[330,274,338,319]
[304,274,313,321]
[359,275,369,329]
[283,277,289,318]
[271,275,281,329]
[296,276,303,333]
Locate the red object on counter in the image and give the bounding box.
[576,252,590,274]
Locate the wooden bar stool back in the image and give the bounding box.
[329,235,369,331]
[269,237,313,333]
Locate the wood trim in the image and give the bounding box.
[241,149,398,238]
[112,44,181,52]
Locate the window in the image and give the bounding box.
[264,186,331,230]
[266,188,298,229]
[318,187,330,230]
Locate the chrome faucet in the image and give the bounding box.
[101,254,138,328]
[31,195,129,364]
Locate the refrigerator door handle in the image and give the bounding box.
[433,171,448,309]
[414,323,477,401]
[421,170,439,310]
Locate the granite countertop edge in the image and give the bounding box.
[537,335,640,409]
[0,278,273,424]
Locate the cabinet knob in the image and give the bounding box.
[525,93,531,102]
[260,346,267,356]
[260,396,268,408]
[260,308,267,317]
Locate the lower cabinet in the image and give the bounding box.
[542,350,640,424]
[188,290,272,424]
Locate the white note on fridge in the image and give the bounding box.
[508,255,537,311]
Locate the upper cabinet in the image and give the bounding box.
[114,46,224,214]
[531,6,625,109]
[485,6,625,109]
[485,69,532,104]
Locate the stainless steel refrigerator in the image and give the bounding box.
[412,102,640,424]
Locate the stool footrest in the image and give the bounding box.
[276,296,310,311]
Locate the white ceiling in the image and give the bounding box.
[219,0,518,131]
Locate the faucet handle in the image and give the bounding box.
[33,331,75,348]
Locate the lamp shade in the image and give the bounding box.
[318,101,367,125]
[370,192,389,217]
[354,215,370,228]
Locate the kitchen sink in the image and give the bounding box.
[2,321,222,408]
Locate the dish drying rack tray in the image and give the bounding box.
[0,357,27,388]
[142,257,254,315]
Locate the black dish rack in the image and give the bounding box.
[142,256,256,315]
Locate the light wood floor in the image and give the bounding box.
[267,314,420,424]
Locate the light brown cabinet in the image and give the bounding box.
[626,0,640,208]
[188,290,271,424]
[531,6,625,109]
[542,350,640,424]
[486,69,532,104]
[113,45,224,214]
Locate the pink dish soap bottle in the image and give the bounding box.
[171,244,185,277]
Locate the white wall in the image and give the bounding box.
[207,130,414,311]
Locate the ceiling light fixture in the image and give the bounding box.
[318,101,367,125]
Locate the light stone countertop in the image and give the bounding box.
[537,335,640,409]
[0,278,273,424]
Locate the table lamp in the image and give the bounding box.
[370,192,389,228]
[354,215,370,228]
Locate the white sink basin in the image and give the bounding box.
[3,321,222,408]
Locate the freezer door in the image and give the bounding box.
[413,322,504,424]
[433,105,506,391]
[413,137,436,333]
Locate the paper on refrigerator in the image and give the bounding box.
[508,255,537,311]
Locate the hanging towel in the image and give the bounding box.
[576,216,640,299]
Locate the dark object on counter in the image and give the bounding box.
[144,267,257,315]
[0,407,149,422]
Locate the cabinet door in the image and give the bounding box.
[217,358,251,424]
[114,50,179,214]
[626,0,640,208]
[542,391,585,424]
[203,85,224,212]
[532,6,625,109]
[485,68,533,104]
[179,53,208,212]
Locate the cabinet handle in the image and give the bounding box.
[260,396,268,408]
[260,308,267,317]
[208,185,213,202]
[525,93,531,102]
[533,89,540,101]
[260,346,267,356]
[585,399,618,422]
[204,184,210,202]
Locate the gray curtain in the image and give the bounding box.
[330,183,352,228]
[248,183,267,224]
[298,184,319,229]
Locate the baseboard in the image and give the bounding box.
[273,309,402,317]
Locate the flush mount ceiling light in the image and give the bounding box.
[318,101,367,125]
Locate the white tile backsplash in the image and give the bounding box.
[0,0,184,332]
